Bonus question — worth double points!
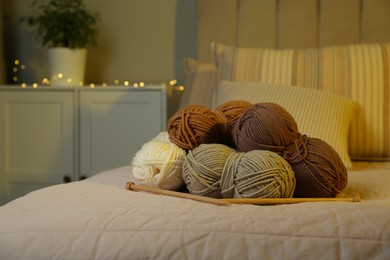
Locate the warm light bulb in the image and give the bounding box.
[42,78,50,85]
[10,62,175,92]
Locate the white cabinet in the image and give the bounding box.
[0,90,75,205]
[0,85,166,205]
[79,89,166,177]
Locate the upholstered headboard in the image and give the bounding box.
[181,0,390,164]
[197,0,390,61]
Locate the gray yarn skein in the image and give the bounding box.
[182,144,295,199]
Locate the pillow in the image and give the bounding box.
[212,42,390,160]
[180,58,217,109]
[215,80,359,169]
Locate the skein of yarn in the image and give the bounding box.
[234,103,299,152]
[183,144,235,198]
[182,143,295,199]
[132,131,186,190]
[215,100,253,147]
[167,105,228,150]
[215,100,253,131]
[233,102,347,198]
[291,137,348,198]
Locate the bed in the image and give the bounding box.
[1,0,390,259]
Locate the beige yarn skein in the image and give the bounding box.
[182,144,235,198]
[132,131,186,190]
[221,150,296,199]
[183,144,296,199]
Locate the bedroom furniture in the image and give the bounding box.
[1,1,390,259]
[0,85,166,205]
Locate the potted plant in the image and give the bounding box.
[22,0,100,86]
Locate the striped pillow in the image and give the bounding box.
[212,43,390,160]
[215,81,359,169]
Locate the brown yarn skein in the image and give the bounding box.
[167,105,228,150]
[233,103,299,152]
[291,137,347,198]
[215,100,253,131]
[233,102,348,198]
[215,100,253,147]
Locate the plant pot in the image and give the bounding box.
[48,48,87,86]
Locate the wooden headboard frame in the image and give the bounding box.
[197,0,390,62]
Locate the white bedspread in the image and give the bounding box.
[0,164,389,259]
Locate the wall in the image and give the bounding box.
[2,0,197,86]
[0,3,4,84]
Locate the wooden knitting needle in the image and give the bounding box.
[126,182,231,206]
[222,195,361,205]
[126,182,360,206]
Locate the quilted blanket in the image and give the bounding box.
[0,164,389,259]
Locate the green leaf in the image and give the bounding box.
[21,0,100,48]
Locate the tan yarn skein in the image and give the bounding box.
[168,105,229,150]
[182,144,296,199]
[221,150,295,199]
[132,132,186,190]
[182,144,235,198]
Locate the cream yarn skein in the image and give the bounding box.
[132,131,186,190]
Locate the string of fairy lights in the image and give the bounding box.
[11,59,185,91]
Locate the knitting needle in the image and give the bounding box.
[126,182,360,206]
[221,195,361,205]
[126,182,231,206]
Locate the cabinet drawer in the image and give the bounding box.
[79,88,166,176]
[0,90,74,203]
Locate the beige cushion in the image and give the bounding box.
[212,42,390,160]
[180,58,217,109]
[215,81,359,169]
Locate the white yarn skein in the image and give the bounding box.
[153,131,171,142]
[132,131,186,190]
